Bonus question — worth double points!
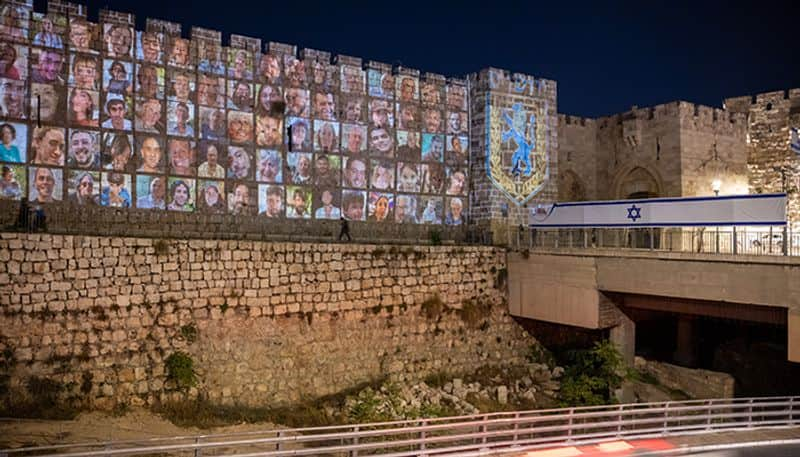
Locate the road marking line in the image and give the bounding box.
[524,448,583,457]
[595,441,634,452]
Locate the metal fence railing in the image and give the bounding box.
[504,226,800,257]
[1,396,797,457]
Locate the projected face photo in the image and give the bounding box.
[285,87,309,117]
[368,193,391,222]
[396,162,421,193]
[446,168,467,196]
[100,172,132,208]
[70,54,98,90]
[169,139,195,176]
[137,135,163,173]
[32,49,65,85]
[228,182,253,215]
[445,197,464,225]
[343,157,366,188]
[227,111,253,144]
[313,92,335,120]
[312,61,335,90]
[342,190,365,221]
[228,49,252,80]
[30,83,62,123]
[227,146,251,180]
[0,164,25,201]
[0,5,27,43]
[197,74,223,107]
[369,99,393,128]
[447,111,467,135]
[313,188,340,220]
[314,154,340,188]
[138,31,162,63]
[198,180,224,213]
[284,56,306,87]
[0,122,26,163]
[287,117,310,152]
[422,134,444,162]
[342,124,366,154]
[169,71,193,102]
[68,129,99,169]
[198,43,224,75]
[396,131,421,160]
[370,160,394,191]
[69,20,94,53]
[199,107,226,140]
[398,76,417,102]
[228,80,253,112]
[260,184,283,217]
[30,167,62,203]
[422,163,445,194]
[447,135,468,164]
[342,97,364,123]
[69,171,99,205]
[447,85,466,111]
[103,59,132,95]
[168,37,191,67]
[256,114,282,147]
[369,128,393,157]
[421,82,440,106]
[255,84,281,115]
[1,78,25,119]
[258,54,281,83]
[394,194,417,224]
[167,101,194,137]
[103,133,133,171]
[101,99,129,135]
[136,98,163,133]
[314,121,339,152]
[104,24,133,58]
[167,178,194,212]
[418,197,442,225]
[137,64,164,99]
[256,149,282,183]
[341,66,364,94]
[197,142,226,179]
[68,88,99,127]
[423,109,442,133]
[32,126,66,166]
[288,152,312,185]
[135,175,165,209]
[397,103,417,130]
[36,15,64,51]
[0,43,27,81]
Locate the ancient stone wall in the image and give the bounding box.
[634,356,735,399]
[0,232,535,409]
[556,114,596,201]
[724,89,800,228]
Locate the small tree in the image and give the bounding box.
[558,340,624,406]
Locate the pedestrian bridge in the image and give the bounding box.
[507,247,800,363]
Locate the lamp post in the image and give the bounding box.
[712,180,721,253]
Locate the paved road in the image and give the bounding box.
[684,443,800,455]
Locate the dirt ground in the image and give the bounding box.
[0,408,281,450]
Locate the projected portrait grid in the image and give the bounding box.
[0,3,469,226]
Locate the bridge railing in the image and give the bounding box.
[1,396,798,457]
[507,226,800,257]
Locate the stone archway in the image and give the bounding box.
[615,166,662,200]
[558,169,587,202]
[614,166,663,248]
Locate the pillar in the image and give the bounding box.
[673,315,698,367]
[610,312,636,366]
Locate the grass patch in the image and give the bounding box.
[165,352,197,390]
[458,299,491,329]
[0,376,80,420]
[428,229,442,246]
[420,294,445,320]
[179,323,198,343]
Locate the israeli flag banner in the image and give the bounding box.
[791,127,800,155]
[530,194,786,228]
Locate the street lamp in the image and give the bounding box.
[712,179,721,197]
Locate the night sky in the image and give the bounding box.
[51,0,799,118]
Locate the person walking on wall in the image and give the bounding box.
[338,216,351,242]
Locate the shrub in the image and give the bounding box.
[420,294,445,320]
[428,229,442,246]
[459,299,491,329]
[558,340,624,407]
[165,352,197,390]
[180,323,198,343]
[153,239,170,256]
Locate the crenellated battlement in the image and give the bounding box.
[558,114,596,129]
[591,100,745,134]
[470,67,556,96]
[724,88,800,113]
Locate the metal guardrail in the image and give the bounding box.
[1,396,798,457]
[506,226,800,257]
